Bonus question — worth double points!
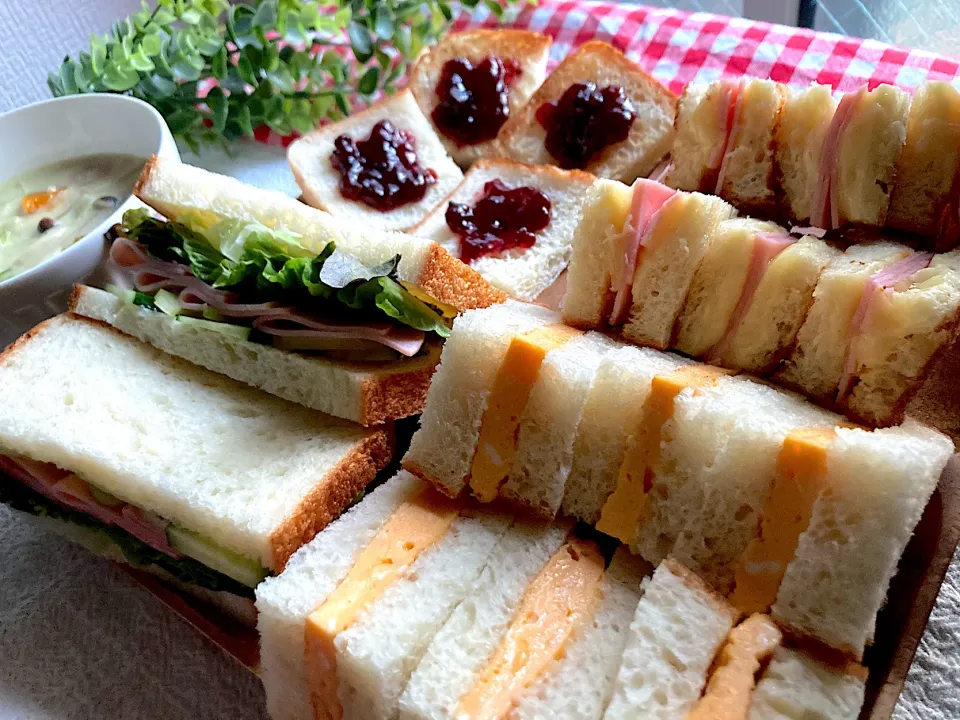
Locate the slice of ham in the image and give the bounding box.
[713,78,747,194]
[789,225,827,239]
[706,231,797,364]
[810,88,863,230]
[177,284,278,318]
[253,310,425,357]
[836,251,934,400]
[608,180,679,326]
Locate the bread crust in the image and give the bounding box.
[358,343,441,425]
[400,457,460,499]
[417,242,508,309]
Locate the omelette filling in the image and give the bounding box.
[455,538,605,719]
[304,488,460,720]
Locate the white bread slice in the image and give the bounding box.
[501,331,617,517]
[70,285,440,426]
[775,241,912,400]
[134,155,506,312]
[397,518,571,720]
[621,191,737,349]
[410,159,596,300]
[494,41,677,181]
[512,547,650,720]
[775,84,837,222]
[562,346,691,525]
[673,218,785,357]
[0,314,391,572]
[663,83,728,192]
[749,647,866,720]
[834,84,910,226]
[562,178,633,328]
[603,558,738,720]
[841,249,960,426]
[408,29,551,167]
[888,81,960,239]
[287,89,463,231]
[256,473,422,720]
[772,420,953,658]
[403,301,557,496]
[719,235,840,374]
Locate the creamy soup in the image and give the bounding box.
[0,153,145,282]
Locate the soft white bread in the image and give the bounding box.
[888,81,960,240]
[621,190,737,349]
[134,155,506,312]
[562,346,691,525]
[772,420,953,658]
[287,89,463,231]
[0,315,391,573]
[749,647,866,720]
[841,249,960,426]
[834,83,910,226]
[403,301,557,496]
[719,235,840,373]
[512,547,650,720]
[501,331,617,517]
[408,29,552,167]
[603,559,738,720]
[776,241,912,400]
[256,473,421,720]
[397,518,571,720]
[562,178,633,328]
[775,84,837,222]
[673,218,786,357]
[663,83,728,192]
[494,41,677,182]
[410,159,596,300]
[70,285,440,426]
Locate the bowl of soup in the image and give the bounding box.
[0,94,179,346]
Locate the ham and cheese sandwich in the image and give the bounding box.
[0,314,392,618]
[70,155,506,426]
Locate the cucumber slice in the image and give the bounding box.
[105,284,136,304]
[165,524,267,588]
[153,289,182,317]
[202,306,224,321]
[176,315,251,340]
[88,484,124,508]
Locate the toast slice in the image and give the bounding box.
[410,159,596,300]
[287,89,463,231]
[408,29,551,167]
[663,82,728,192]
[494,41,677,181]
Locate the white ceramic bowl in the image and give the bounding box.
[0,94,179,346]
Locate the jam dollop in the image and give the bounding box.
[331,120,437,211]
[535,82,637,169]
[432,56,522,147]
[445,179,551,263]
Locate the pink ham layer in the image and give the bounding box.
[809,87,863,230]
[713,78,746,194]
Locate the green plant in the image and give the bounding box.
[50,0,525,153]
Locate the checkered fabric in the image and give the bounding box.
[254,0,960,146]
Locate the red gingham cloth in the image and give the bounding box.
[254,1,960,147]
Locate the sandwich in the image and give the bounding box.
[70,155,506,426]
[408,29,552,167]
[562,177,736,348]
[492,40,677,182]
[287,89,464,231]
[410,159,596,301]
[0,314,392,616]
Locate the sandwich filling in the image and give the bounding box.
[810,87,864,230]
[455,538,605,719]
[304,487,459,720]
[596,365,732,544]
[106,209,453,362]
[469,324,582,503]
[730,427,836,614]
[710,78,746,194]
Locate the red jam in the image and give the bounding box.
[445,179,551,263]
[331,120,438,211]
[432,56,522,147]
[535,82,637,169]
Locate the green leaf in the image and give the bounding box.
[206,87,228,133]
[47,71,64,97]
[180,8,203,25]
[129,46,156,72]
[90,34,107,74]
[251,1,277,28]
[142,73,177,97]
[319,250,400,288]
[237,54,257,86]
[102,62,140,92]
[374,6,395,39]
[347,20,373,62]
[59,60,80,95]
[211,45,228,80]
[165,107,202,134]
[357,66,379,95]
[140,32,162,57]
[236,103,254,136]
[484,0,505,17]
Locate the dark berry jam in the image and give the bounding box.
[331,120,437,211]
[535,82,637,169]
[432,56,522,147]
[445,179,551,263]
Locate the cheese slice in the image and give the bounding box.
[469,324,581,502]
[304,488,460,720]
[687,614,782,720]
[455,538,605,720]
[729,427,836,615]
[596,365,732,543]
